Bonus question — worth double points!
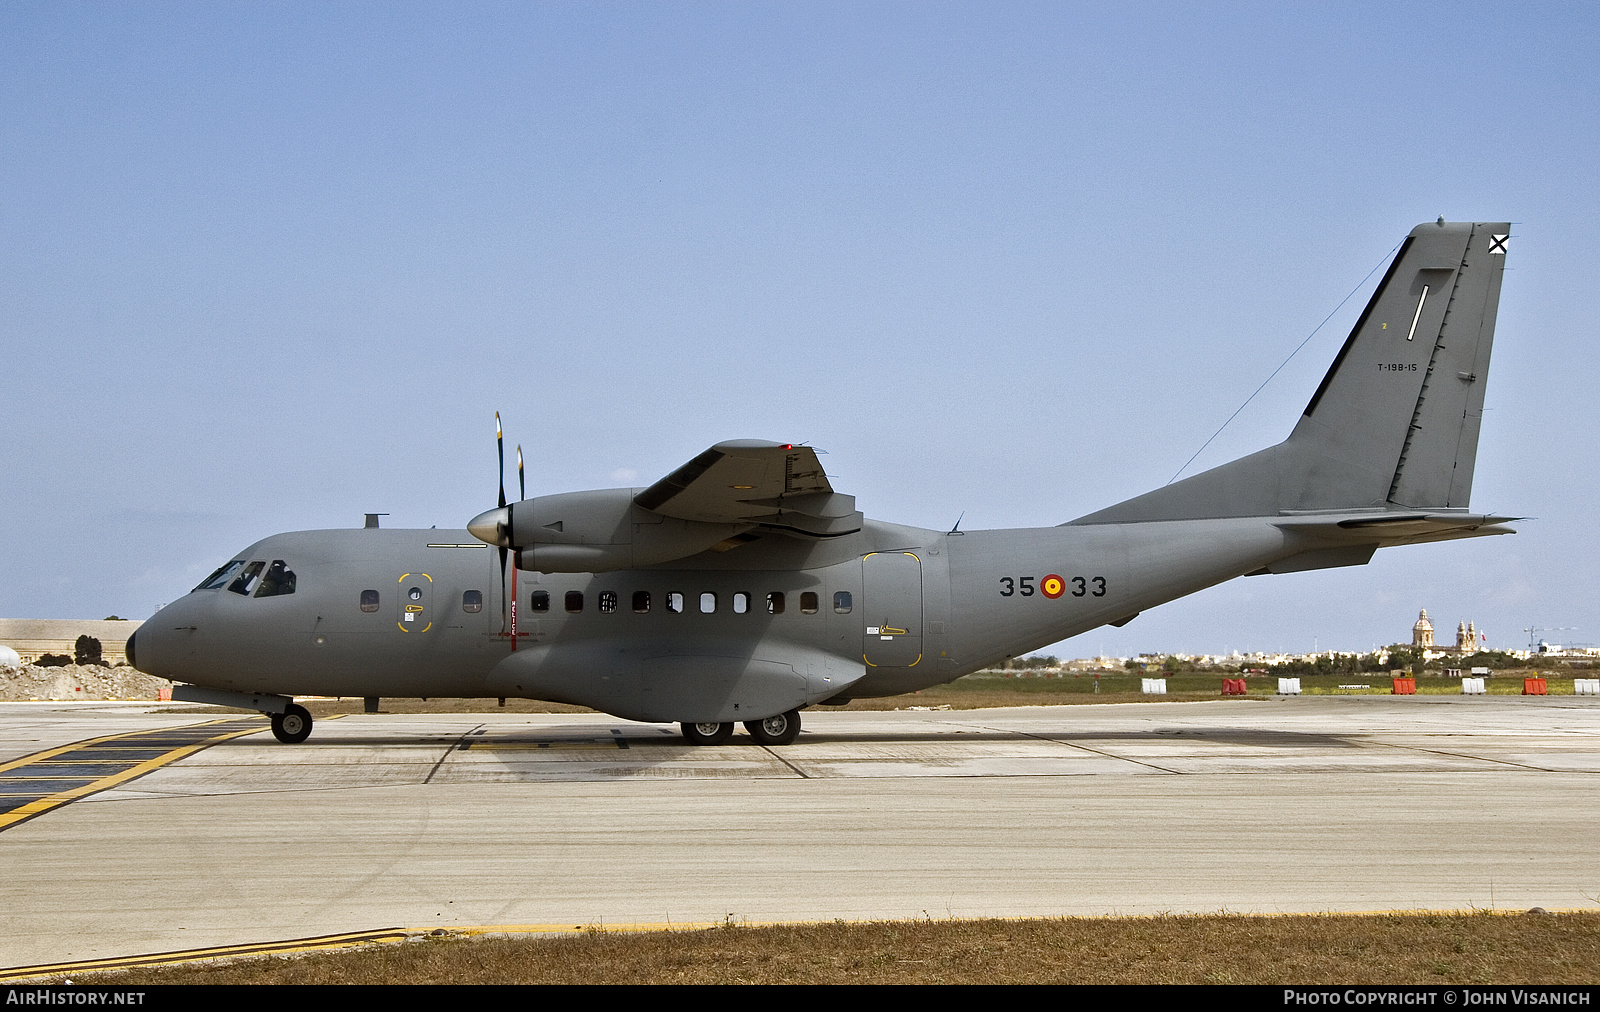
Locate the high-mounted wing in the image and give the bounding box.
[634,440,862,536]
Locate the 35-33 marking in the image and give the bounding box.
[1000,574,1106,599]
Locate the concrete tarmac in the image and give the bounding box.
[1,696,1597,969]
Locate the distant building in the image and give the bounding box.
[1409,610,1483,659]
[1413,610,1434,650]
[0,619,143,665]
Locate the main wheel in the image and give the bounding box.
[270,704,313,744]
[680,721,734,745]
[744,709,801,746]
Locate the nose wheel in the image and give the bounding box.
[270,704,314,744]
[744,709,801,745]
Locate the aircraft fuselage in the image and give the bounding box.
[135,513,1310,721]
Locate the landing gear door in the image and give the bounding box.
[397,572,434,634]
[862,552,922,668]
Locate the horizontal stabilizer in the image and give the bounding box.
[1274,511,1519,547]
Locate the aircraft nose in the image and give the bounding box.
[468,506,511,547]
[126,631,138,671]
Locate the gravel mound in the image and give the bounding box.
[0,663,174,701]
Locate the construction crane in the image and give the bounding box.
[1525,626,1579,652]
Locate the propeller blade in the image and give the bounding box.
[517,444,525,502]
[498,546,508,590]
[496,412,506,510]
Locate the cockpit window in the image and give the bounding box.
[196,560,245,592]
[227,561,266,596]
[255,560,297,598]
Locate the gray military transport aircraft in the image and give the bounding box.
[130,220,1515,746]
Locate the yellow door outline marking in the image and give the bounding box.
[862,552,922,667]
[397,573,433,632]
[863,652,921,669]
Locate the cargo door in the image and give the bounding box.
[861,552,922,668]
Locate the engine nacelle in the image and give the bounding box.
[469,489,746,573]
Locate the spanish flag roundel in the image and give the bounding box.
[1041,574,1065,599]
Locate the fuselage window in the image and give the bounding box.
[196,560,245,592]
[255,560,297,598]
[699,592,717,613]
[666,592,684,614]
[227,561,265,596]
[632,591,651,613]
[833,591,852,614]
[565,590,584,613]
[462,590,483,613]
[767,592,785,615]
[800,591,818,615]
[733,592,749,614]
[599,590,618,613]
[530,590,550,613]
[360,589,380,613]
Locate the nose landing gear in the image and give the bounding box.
[270,704,314,744]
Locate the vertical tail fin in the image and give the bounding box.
[1295,220,1508,509]
[1073,221,1509,524]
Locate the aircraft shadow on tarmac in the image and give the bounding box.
[211,723,1361,752]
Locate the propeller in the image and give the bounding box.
[496,413,508,633]
[469,413,525,648]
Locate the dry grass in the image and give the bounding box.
[63,912,1600,985]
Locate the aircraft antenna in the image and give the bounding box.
[1166,238,1403,485]
[949,512,965,534]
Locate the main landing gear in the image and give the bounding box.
[679,709,801,746]
[745,709,801,745]
[270,703,314,744]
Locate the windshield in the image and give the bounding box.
[227,561,266,596]
[195,560,245,592]
[255,560,297,598]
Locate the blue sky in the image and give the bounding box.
[3,2,1597,656]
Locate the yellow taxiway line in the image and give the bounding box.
[0,718,268,832]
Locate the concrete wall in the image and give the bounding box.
[0,619,145,665]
